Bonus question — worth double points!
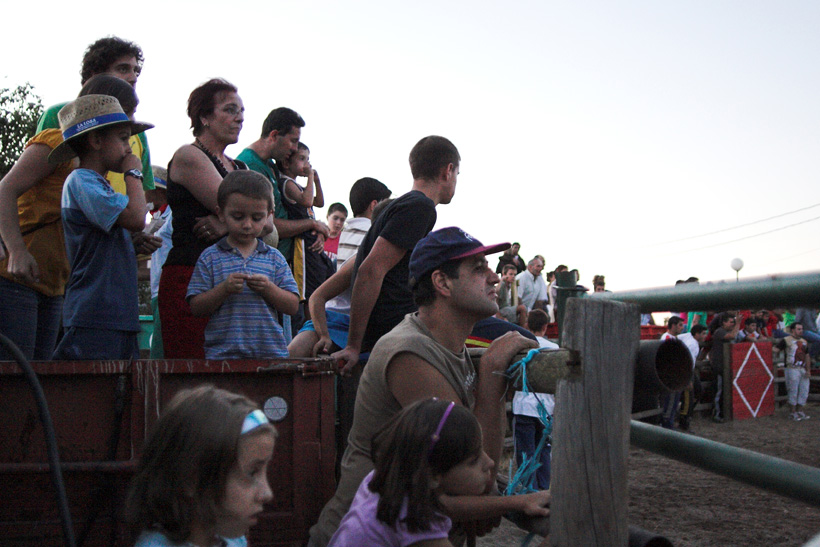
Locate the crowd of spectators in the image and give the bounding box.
[2,34,816,547]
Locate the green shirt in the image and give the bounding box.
[236,147,292,261]
[37,102,155,190]
[783,311,795,328]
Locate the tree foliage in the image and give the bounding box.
[0,83,44,178]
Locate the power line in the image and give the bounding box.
[758,246,820,267]
[645,201,820,247]
[670,214,820,255]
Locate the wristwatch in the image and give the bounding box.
[124,169,144,181]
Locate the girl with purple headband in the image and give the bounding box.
[328,398,547,546]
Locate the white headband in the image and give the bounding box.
[241,409,269,434]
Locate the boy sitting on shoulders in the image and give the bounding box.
[187,171,299,359]
[51,95,153,360]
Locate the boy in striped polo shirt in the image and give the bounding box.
[187,171,299,359]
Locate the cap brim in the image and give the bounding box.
[47,120,154,164]
[451,242,511,261]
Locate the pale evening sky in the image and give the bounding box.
[2,0,818,294]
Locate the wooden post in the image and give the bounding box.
[723,344,733,421]
[513,278,519,307]
[550,297,640,546]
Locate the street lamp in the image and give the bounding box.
[731,258,744,282]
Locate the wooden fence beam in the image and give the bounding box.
[550,297,640,546]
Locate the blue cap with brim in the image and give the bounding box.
[408,227,510,287]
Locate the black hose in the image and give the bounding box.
[0,332,76,547]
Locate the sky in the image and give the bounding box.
[2,0,818,292]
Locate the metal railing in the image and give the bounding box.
[583,272,820,506]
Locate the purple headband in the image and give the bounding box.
[429,401,456,455]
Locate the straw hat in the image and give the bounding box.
[151,165,168,189]
[48,94,154,164]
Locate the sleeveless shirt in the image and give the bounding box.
[164,146,246,267]
[309,312,476,546]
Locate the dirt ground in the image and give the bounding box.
[477,402,820,546]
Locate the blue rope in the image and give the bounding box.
[503,348,553,497]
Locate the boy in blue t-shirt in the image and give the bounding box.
[187,171,299,359]
[50,94,154,360]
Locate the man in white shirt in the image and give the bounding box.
[659,315,685,429]
[516,256,548,311]
[660,316,685,340]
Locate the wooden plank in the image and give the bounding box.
[550,298,640,546]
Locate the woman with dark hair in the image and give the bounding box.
[0,75,141,359]
[159,78,267,358]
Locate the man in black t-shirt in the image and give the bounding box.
[332,136,461,374]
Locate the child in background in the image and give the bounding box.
[187,171,299,359]
[278,142,333,320]
[127,385,276,547]
[512,310,557,491]
[281,142,324,212]
[323,202,348,263]
[50,94,153,360]
[328,398,549,546]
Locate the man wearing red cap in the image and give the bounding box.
[310,227,548,547]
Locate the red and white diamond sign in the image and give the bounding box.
[731,341,774,420]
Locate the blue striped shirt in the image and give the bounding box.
[187,238,298,359]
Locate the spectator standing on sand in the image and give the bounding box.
[709,312,740,423]
[677,324,708,431]
[794,308,820,358]
[658,316,685,429]
[784,322,812,421]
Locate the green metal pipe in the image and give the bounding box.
[590,272,820,313]
[630,420,820,507]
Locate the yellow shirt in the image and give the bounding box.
[106,134,144,195]
[0,129,74,296]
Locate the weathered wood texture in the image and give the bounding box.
[550,298,640,546]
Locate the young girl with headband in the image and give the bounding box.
[328,398,549,546]
[127,385,276,547]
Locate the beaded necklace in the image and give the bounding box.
[194,138,236,176]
